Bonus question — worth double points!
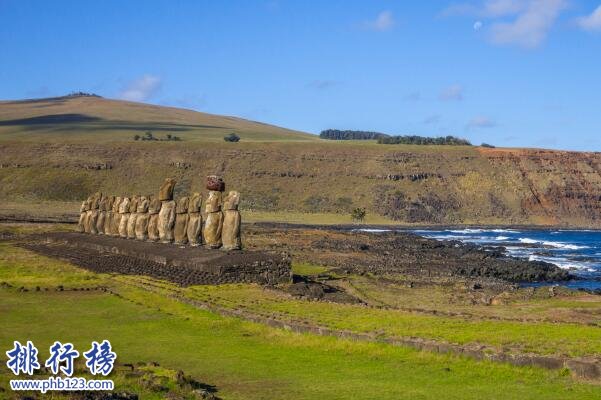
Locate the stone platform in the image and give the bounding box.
[20,232,291,286]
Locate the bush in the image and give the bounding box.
[378,135,471,146]
[133,134,140,141]
[224,133,240,142]
[320,129,389,140]
[481,143,495,148]
[351,207,367,222]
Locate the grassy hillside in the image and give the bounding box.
[1,96,601,227]
[0,95,317,142]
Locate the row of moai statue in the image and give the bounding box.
[76,176,242,250]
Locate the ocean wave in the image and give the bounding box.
[518,237,589,250]
[528,255,589,270]
[495,236,509,241]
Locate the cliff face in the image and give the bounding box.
[1,141,601,227]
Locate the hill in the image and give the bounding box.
[0,95,317,142]
[1,96,601,228]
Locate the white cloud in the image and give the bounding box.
[364,11,395,31]
[474,20,483,30]
[439,84,464,101]
[489,0,567,48]
[467,116,497,129]
[481,0,525,17]
[443,0,567,48]
[576,5,601,32]
[119,75,162,102]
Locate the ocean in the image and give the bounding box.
[358,227,601,290]
[412,228,601,290]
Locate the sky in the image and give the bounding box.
[1,0,600,150]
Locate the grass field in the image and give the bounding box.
[1,232,601,398]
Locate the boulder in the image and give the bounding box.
[135,196,150,241]
[158,200,176,243]
[221,191,241,250]
[174,197,189,245]
[158,178,177,201]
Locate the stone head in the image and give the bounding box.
[205,190,222,213]
[188,192,202,213]
[159,178,177,201]
[223,191,240,211]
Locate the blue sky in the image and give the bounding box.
[1,0,600,150]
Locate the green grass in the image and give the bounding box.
[291,262,329,276]
[182,284,601,357]
[3,288,601,400]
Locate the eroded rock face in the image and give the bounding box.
[158,200,176,243]
[126,195,140,239]
[159,178,177,201]
[187,193,203,246]
[147,195,161,242]
[203,191,223,249]
[118,197,131,238]
[174,197,189,245]
[135,196,150,241]
[222,191,241,250]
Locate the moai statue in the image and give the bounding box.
[157,178,177,243]
[147,195,162,242]
[83,195,94,233]
[77,198,89,233]
[118,197,131,238]
[96,195,108,235]
[110,197,122,236]
[173,197,189,245]
[134,195,150,241]
[187,192,203,246]
[203,176,225,249]
[89,192,102,235]
[222,191,241,250]
[103,196,115,235]
[126,195,140,239]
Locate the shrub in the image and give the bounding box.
[320,129,389,140]
[378,135,471,146]
[481,143,495,148]
[351,207,367,222]
[224,133,240,142]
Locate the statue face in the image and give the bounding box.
[189,193,202,212]
[223,191,240,210]
[205,191,222,212]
